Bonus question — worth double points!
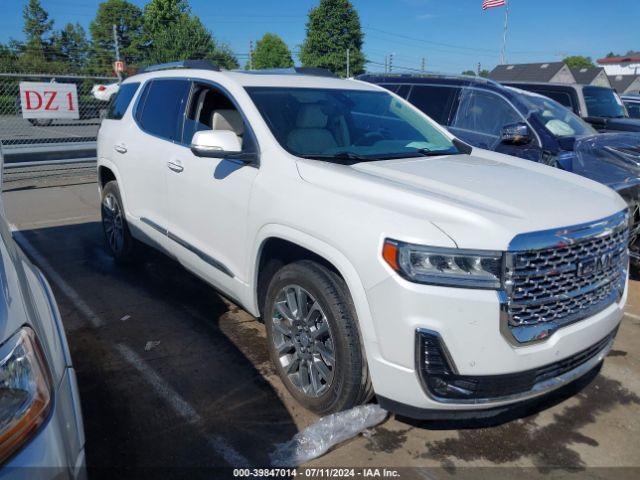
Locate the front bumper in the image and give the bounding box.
[363,273,626,415]
[1,367,86,480]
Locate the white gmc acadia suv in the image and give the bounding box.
[97,61,629,419]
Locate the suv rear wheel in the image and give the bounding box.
[101,181,137,262]
[264,260,372,414]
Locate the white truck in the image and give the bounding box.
[97,61,628,419]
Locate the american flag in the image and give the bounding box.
[482,0,506,10]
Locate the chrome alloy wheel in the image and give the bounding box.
[102,193,124,253]
[271,285,335,397]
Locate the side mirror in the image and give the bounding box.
[500,122,532,146]
[191,130,256,162]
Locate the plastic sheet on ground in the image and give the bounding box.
[270,404,388,466]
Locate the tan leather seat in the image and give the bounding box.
[212,109,244,136]
[287,104,338,154]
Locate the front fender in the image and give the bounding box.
[249,224,379,348]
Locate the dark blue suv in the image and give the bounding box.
[359,74,640,262]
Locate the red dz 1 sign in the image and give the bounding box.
[19,82,80,120]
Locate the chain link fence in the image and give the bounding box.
[0,72,119,164]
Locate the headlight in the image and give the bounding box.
[382,239,503,289]
[0,327,52,464]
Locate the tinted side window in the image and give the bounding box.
[107,82,139,120]
[626,101,640,119]
[408,85,459,124]
[450,88,522,149]
[536,89,574,109]
[137,79,191,142]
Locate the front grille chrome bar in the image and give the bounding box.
[501,210,628,345]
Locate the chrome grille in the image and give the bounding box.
[503,211,628,344]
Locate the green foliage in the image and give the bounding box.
[143,0,190,39]
[479,69,490,78]
[145,14,238,69]
[461,70,476,76]
[249,33,293,69]
[90,0,144,70]
[300,0,365,77]
[23,0,53,47]
[563,55,595,69]
[51,23,90,69]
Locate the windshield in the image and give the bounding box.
[583,86,627,118]
[519,92,597,138]
[246,87,458,161]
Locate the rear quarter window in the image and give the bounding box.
[106,82,140,120]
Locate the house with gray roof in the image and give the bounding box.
[608,74,640,95]
[570,67,611,87]
[489,62,576,84]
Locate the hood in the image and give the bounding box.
[572,132,640,191]
[296,150,626,250]
[586,116,640,132]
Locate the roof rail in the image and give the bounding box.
[140,59,220,73]
[238,67,337,78]
[357,72,501,87]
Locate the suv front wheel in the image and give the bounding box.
[264,260,372,414]
[101,181,137,262]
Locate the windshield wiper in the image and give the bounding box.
[414,148,458,157]
[299,151,378,163]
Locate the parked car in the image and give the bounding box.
[360,74,640,262]
[98,61,628,420]
[91,83,120,103]
[500,82,640,133]
[0,147,85,476]
[622,94,640,119]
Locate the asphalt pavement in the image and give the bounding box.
[3,168,639,479]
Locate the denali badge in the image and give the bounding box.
[577,252,614,277]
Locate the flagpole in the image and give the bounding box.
[500,0,509,64]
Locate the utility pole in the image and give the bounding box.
[477,62,481,76]
[384,55,388,73]
[249,40,254,70]
[388,53,394,73]
[421,57,426,73]
[346,48,350,78]
[112,24,122,81]
[500,0,510,64]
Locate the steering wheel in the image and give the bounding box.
[355,131,386,146]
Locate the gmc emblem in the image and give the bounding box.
[576,252,614,277]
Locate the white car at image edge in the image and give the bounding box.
[0,147,85,477]
[96,62,629,419]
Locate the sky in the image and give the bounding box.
[0,0,637,74]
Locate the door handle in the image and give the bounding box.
[167,161,184,173]
[114,144,127,154]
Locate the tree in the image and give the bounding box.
[90,0,144,70]
[249,33,293,69]
[145,14,238,69]
[144,0,190,39]
[23,0,53,49]
[479,69,490,78]
[300,0,365,77]
[461,70,476,76]
[51,23,89,70]
[563,55,595,69]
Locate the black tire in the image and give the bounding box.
[101,181,137,262]
[28,118,53,127]
[264,260,372,414]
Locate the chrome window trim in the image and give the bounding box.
[499,209,628,346]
